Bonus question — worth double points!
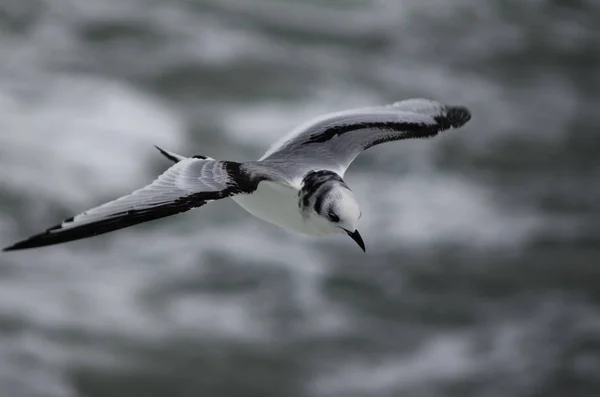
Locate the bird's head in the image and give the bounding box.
[318,186,365,251]
[300,171,365,251]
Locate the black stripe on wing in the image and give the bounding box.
[3,162,264,251]
[304,106,471,146]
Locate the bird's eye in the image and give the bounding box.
[328,211,340,222]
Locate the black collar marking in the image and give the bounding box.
[298,170,347,212]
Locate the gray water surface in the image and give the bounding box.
[1,1,599,396]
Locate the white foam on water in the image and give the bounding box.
[312,297,600,397]
[200,0,432,38]
[150,221,352,339]
[0,219,332,342]
[0,0,596,396]
[312,334,477,397]
[0,76,184,207]
[0,330,103,397]
[0,225,346,397]
[0,69,190,396]
[311,304,565,397]
[0,259,162,340]
[351,172,542,249]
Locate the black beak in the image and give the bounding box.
[345,229,366,252]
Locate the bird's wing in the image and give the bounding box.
[3,158,264,251]
[259,98,471,177]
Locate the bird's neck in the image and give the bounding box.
[298,170,348,213]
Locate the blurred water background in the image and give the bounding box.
[1,0,599,396]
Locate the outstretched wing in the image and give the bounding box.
[259,98,471,177]
[4,159,263,251]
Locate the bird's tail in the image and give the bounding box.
[154,145,213,163]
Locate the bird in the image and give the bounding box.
[3,98,471,252]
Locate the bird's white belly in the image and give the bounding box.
[232,181,320,235]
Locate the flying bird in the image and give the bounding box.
[3,98,471,252]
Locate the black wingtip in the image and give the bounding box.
[3,241,33,252]
[2,231,59,252]
[446,106,471,128]
[3,239,27,252]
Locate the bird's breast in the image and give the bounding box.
[232,181,322,235]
